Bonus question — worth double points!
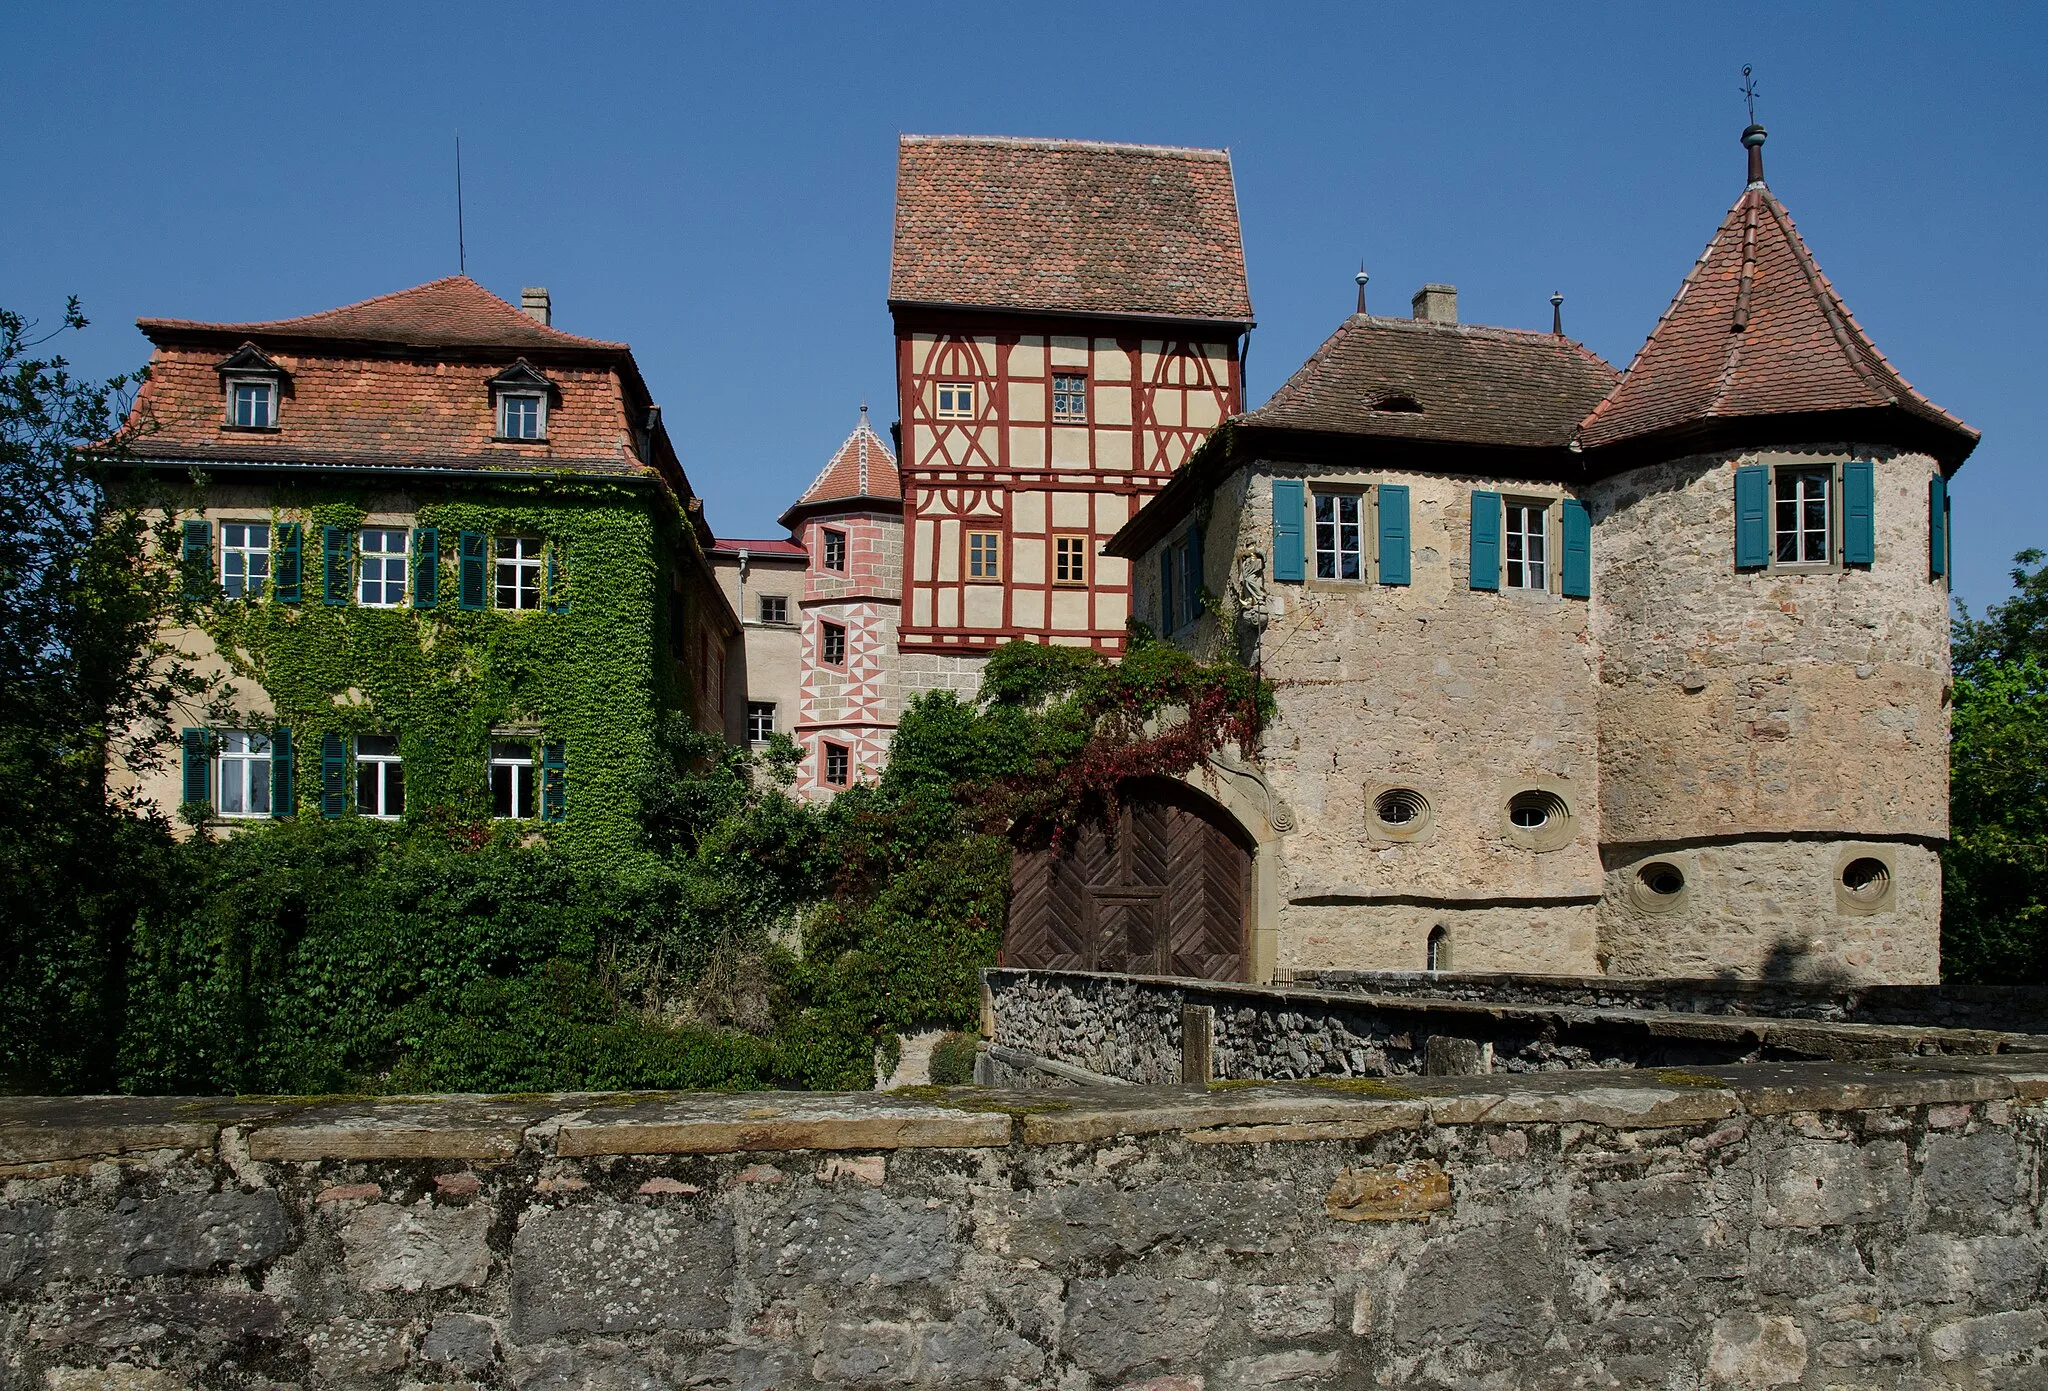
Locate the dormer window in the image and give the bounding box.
[488,359,555,442]
[229,379,276,428]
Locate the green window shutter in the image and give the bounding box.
[1271,479,1305,582]
[270,730,294,819]
[459,531,486,610]
[274,523,302,604]
[1561,498,1592,599]
[412,527,439,609]
[1842,462,1875,566]
[320,732,347,818]
[322,527,350,605]
[1930,474,1949,578]
[181,728,211,807]
[1468,490,1501,591]
[1183,528,1203,621]
[1376,484,1411,586]
[1735,465,1769,568]
[545,540,570,614]
[181,520,212,600]
[1159,547,1176,632]
[541,741,567,823]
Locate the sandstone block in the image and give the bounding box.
[1706,1313,1808,1386]
[1325,1160,1450,1222]
[1063,1275,1222,1379]
[982,1179,1301,1272]
[1919,1128,2021,1217]
[1929,1308,2048,1363]
[1215,1349,1343,1385]
[918,1308,1044,1384]
[749,1187,954,1291]
[1246,1281,1338,1337]
[510,1202,732,1339]
[1763,1140,1909,1227]
[45,1367,186,1391]
[343,1202,491,1292]
[1391,1219,1564,1356]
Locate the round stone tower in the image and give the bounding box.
[1580,124,1977,984]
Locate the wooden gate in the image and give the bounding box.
[1005,779,1251,980]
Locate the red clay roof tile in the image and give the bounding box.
[789,408,901,511]
[139,276,625,354]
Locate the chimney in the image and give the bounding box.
[521,287,551,326]
[1411,284,1457,325]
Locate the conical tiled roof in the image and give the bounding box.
[780,408,901,525]
[139,276,626,353]
[1579,152,1975,467]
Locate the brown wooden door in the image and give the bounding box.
[1007,780,1251,980]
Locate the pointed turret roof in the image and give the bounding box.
[1579,130,1976,469]
[778,407,902,527]
[139,276,626,355]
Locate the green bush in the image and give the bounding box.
[928,1031,979,1086]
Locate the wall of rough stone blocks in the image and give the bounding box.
[7,1056,2048,1389]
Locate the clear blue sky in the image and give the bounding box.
[6,3,2041,609]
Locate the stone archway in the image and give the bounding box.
[1005,778,1253,981]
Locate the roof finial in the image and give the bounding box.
[1355,262,1369,315]
[1550,291,1565,336]
[1741,65,1767,188]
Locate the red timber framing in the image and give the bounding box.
[893,310,1244,656]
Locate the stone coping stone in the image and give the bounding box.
[6,1054,2048,1164]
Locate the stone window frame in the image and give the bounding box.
[1486,487,1568,599]
[745,701,776,745]
[822,740,852,787]
[1765,458,1848,575]
[756,593,790,625]
[1296,478,1384,593]
[819,620,848,668]
[822,528,848,573]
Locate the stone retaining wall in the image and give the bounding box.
[7,1056,2048,1388]
[984,968,2048,1088]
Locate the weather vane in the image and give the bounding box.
[1741,65,1759,126]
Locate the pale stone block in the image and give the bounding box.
[1707,1314,1808,1385]
[1009,427,1044,469]
[1051,491,1090,529]
[964,585,1003,629]
[1051,591,1089,631]
[1052,427,1090,468]
[1008,382,1044,422]
[1050,335,1089,366]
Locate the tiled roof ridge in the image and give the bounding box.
[795,409,901,507]
[138,276,628,352]
[900,133,1230,161]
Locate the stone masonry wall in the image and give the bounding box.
[10,1057,2048,1389]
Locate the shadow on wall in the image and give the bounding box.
[1729,937,1854,986]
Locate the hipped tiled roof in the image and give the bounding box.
[780,409,901,525]
[139,276,625,354]
[1245,315,1618,449]
[1579,182,1976,462]
[890,135,1253,323]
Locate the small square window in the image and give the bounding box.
[1505,502,1549,590]
[1314,493,1363,581]
[496,536,543,609]
[358,528,408,606]
[935,382,975,419]
[1054,534,1089,585]
[1053,374,1088,422]
[1775,468,1831,564]
[758,594,788,624]
[490,742,535,819]
[215,732,273,818]
[221,521,271,599]
[228,380,275,428]
[824,742,851,787]
[498,393,546,440]
[356,734,404,819]
[823,529,847,571]
[968,531,1002,581]
[821,621,847,666]
[746,702,776,744]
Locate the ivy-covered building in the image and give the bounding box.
[115,277,742,861]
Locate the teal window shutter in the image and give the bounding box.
[1735,465,1769,568]
[545,540,570,614]
[413,528,439,609]
[541,741,567,823]
[274,523,302,604]
[1468,490,1501,591]
[181,520,211,600]
[1271,479,1305,582]
[1376,484,1411,586]
[1183,527,1203,619]
[1159,547,1177,632]
[1842,462,1875,566]
[1561,498,1592,598]
[1930,474,1949,578]
[459,531,486,610]
[322,526,350,605]
[320,733,347,818]
[270,730,294,818]
[181,728,211,808]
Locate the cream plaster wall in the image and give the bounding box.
[712,552,804,747]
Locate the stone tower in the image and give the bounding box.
[1580,124,1978,981]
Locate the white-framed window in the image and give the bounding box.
[496,536,543,610]
[227,379,276,428]
[758,594,788,624]
[498,392,546,440]
[215,732,272,817]
[821,621,847,666]
[823,528,847,571]
[1054,534,1089,585]
[1775,467,1831,565]
[824,741,851,786]
[491,741,535,818]
[746,702,776,744]
[935,382,975,419]
[358,528,408,606]
[221,522,271,599]
[356,734,404,819]
[1314,492,1364,581]
[968,531,1001,581]
[1053,373,1088,422]
[1504,502,1548,590]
